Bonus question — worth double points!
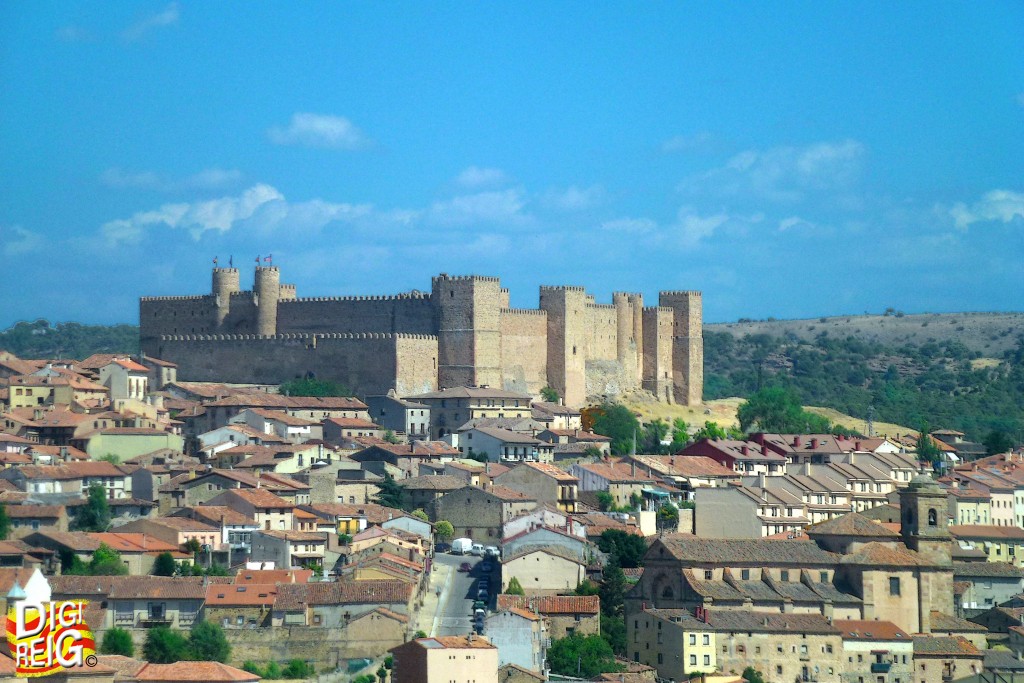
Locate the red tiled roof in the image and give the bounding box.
[205,584,277,606]
[833,619,909,640]
[496,594,600,615]
[134,662,260,683]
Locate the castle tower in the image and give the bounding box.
[659,290,703,406]
[643,306,674,403]
[613,292,632,369]
[212,267,240,329]
[254,266,280,336]
[539,286,587,407]
[629,293,644,382]
[432,274,503,389]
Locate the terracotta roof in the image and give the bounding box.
[244,408,317,426]
[950,525,1024,541]
[487,485,537,502]
[105,576,210,600]
[913,635,981,657]
[111,359,150,373]
[95,655,146,681]
[841,542,926,567]
[572,461,658,484]
[205,584,277,606]
[953,561,1024,578]
[275,580,413,610]
[299,502,407,524]
[399,474,467,491]
[707,610,839,634]
[257,530,326,542]
[657,535,840,565]
[234,569,313,584]
[516,461,579,481]
[29,531,178,554]
[406,387,532,400]
[628,454,736,478]
[929,611,987,632]
[3,504,64,519]
[832,620,910,640]
[221,487,294,508]
[7,461,125,480]
[134,662,260,682]
[806,512,901,538]
[496,594,600,615]
[0,567,38,595]
[188,505,257,526]
[325,416,380,429]
[205,394,367,410]
[412,635,497,649]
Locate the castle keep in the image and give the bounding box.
[140,267,703,407]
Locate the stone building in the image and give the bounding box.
[140,267,703,407]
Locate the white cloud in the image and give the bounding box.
[661,132,713,153]
[1,225,45,256]
[428,189,528,226]
[778,216,815,231]
[455,166,508,189]
[601,217,656,234]
[675,208,730,247]
[100,167,243,192]
[55,25,92,42]
[268,113,369,150]
[543,185,604,211]
[683,139,865,203]
[100,183,370,245]
[122,3,179,42]
[949,189,1024,230]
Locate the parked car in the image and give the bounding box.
[458,562,472,572]
[435,542,452,553]
[470,543,485,556]
[451,538,473,555]
[484,546,500,558]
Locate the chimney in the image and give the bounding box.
[631,460,636,477]
[793,436,802,447]
[854,441,861,451]
[741,445,749,456]
[811,438,819,449]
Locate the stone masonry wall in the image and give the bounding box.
[277,296,435,335]
[499,309,548,395]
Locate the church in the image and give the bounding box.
[626,474,956,635]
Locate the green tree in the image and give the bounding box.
[0,504,10,541]
[413,630,428,639]
[143,626,190,663]
[916,428,942,464]
[574,579,600,596]
[373,472,407,511]
[595,491,615,512]
[88,543,130,576]
[338,533,353,545]
[737,386,832,433]
[669,418,690,451]
[691,421,730,441]
[984,430,1016,455]
[411,509,429,521]
[205,564,230,576]
[743,667,767,683]
[434,520,454,543]
[504,577,525,595]
[382,429,400,444]
[600,614,626,656]
[284,660,315,679]
[657,503,680,532]
[189,621,231,662]
[72,484,111,532]
[98,454,120,464]
[152,552,177,577]
[264,662,282,679]
[100,628,134,657]
[241,662,263,676]
[590,403,642,455]
[642,419,670,453]
[596,530,648,568]
[599,558,626,619]
[278,377,350,397]
[546,633,622,677]
[376,664,387,683]
[540,386,560,403]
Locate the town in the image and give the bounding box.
[1,295,1023,683]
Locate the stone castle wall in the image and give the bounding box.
[140,267,703,406]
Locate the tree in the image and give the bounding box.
[984,430,1016,455]
[183,538,202,554]
[595,491,615,512]
[0,504,10,541]
[143,627,190,663]
[241,662,263,676]
[737,386,832,433]
[373,472,407,511]
[641,419,670,454]
[153,552,177,577]
[691,421,730,441]
[600,614,626,656]
[434,520,454,543]
[100,628,134,657]
[88,543,130,576]
[205,564,230,576]
[382,429,400,444]
[599,558,626,619]
[338,533,353,545]
[743,667,766,683]
[916,428,942,464]
[376,664,387,683]
[596,530,648,568]
[669,418,690,451]
[657,503,680,532]
[590,403,641,455]
[72,484,111,532]
[504,577,525,595]
[540,386,560,403]
[413,630,428,639]
[411,509,429,521]
[284,660,315,679]
[264,662,282,679]
[546,633,622,678]
[98,454,120,464]
[189,621,231,663]
[278,377,350,397]
[574,579,600,596]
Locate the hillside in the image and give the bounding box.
[703,312,1024,443]
[0,319,139,359]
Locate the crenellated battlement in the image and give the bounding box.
[431,274,501,283]
[586,303,616,310]
[501,308,547,316]
[539,285,586,293]
[256,265,279,272]
[288,292,431,303]
[213,268,239,274]
[229,291,254,297]
[644,306,675,313]
[660,290,702,297]
[141,295,209,302]
[160,331,438,342]
[612,291,643,299]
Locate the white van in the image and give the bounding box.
[451,538,473,555]
[470,543,485,556]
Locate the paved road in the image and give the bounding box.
[432,552,500,637]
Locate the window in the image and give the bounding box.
[689,655,696,666]
[704,655,711,666]
[780,570,789,581]
[826,644,833,654]
[236,615,244,625]
[704,570,713,580]
[741,569,750,580]
[928,508,937,526]
[777,666,783,675]
[820,571,829,582]
[889,577,901,596]
[689,634,696,645]
[703,634,710,645]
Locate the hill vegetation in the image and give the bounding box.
[0,319,138,359]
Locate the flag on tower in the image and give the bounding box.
[255,255,260,264]
[229,256,233,268]
[213,256,218,266]
[264,254,272,264]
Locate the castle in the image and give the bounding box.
[139,266,703,407]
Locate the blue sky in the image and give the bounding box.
[1,2,1022,326]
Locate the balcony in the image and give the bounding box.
[871,663,892,674]
[140,615,172,627]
